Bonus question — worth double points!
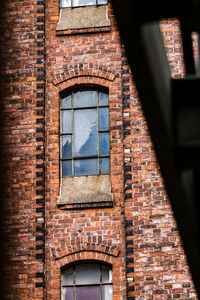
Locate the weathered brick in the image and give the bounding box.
[0,1,196,300]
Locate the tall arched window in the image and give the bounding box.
[60,88,110,177]
[61,263,113,300]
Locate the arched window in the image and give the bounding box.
[61,263,113,300]
[60,88,110,177]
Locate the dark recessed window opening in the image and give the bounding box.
[61,89,110,177]
[61,0,107,8]
[61,263,113,300]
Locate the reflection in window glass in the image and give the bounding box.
[62,263,112,300]
[62,287,73,300]
[61,95,71,109]
[100,158,110,174]
[62,110,72,134]
[99,107,109,131]
[98,0,108,4]
[73,90,97,108]
[61,0,71,7]
[76,286,100,300]
[102,285,113,300]
[74,109,97,157]
[62,135,72,159]
[100,132,110,156]
[76,264,100,284]
[73,0,96,7]
[102,265,112,283]
[61,89,110,177]
[99,91,109,106]
[74,158,98,176]
[62,268,74,285]
[62,160,72,177]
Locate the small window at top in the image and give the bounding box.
[61,0,108,8]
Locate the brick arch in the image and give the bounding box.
[53,242,120,268]
[51,64,116,92]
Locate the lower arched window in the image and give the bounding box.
[61,262,113,300]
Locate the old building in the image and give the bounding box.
[0,0,198,299]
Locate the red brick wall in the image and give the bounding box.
[0,0,45,299]
[45,2,127,299]
[45,2,197,299]
[0,0,198,299]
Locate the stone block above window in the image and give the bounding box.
[56,4,110,32]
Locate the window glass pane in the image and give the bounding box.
[74,109,97,157]
[99,107,109,131]
[62,110,72,134]
[102,266,112,283]
[76,286,100,300]
[102,285,113,300]
[62,287,74,300]
[62,95,72,109]
[100,132,110,156]
[73,0,96,6]
[100,158,110,174]
[62,267,74,285]
[73,90,97,108]
[61,0,71,7]
[75,264,100,284]
[74,158,98,176]
[62,135,72,159]
[98,0,107,4]
[99,91,108,106]
[62,160,72,177]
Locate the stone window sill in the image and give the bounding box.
[56,5,110,35]
[58,175,113,209]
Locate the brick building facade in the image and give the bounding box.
[0,0,198,299]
